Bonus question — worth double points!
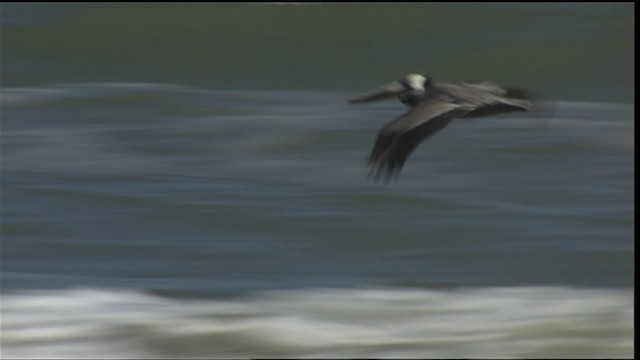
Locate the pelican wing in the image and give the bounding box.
[368,99,473,181]
[436,82,532,118]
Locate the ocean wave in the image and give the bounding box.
[0,82,633,185]
[1,286,633,358]
[0,82,632,109]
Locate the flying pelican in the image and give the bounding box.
[348,73,532,181]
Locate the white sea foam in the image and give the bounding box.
[1,286,633,358]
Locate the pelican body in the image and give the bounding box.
[348,74,532,181]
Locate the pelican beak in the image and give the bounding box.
[348,80,407,104]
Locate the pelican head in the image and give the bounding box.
[348,73,429,104]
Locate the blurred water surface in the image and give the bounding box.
[1,3,634,102]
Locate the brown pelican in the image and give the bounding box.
[348,74,532,181]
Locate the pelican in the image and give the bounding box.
[348,73,532,181]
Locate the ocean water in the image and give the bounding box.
[0,3,634,359]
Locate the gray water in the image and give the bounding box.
[0,3,634,358]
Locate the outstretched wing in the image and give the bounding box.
[368,99,474,181]
[437,82,533,118]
